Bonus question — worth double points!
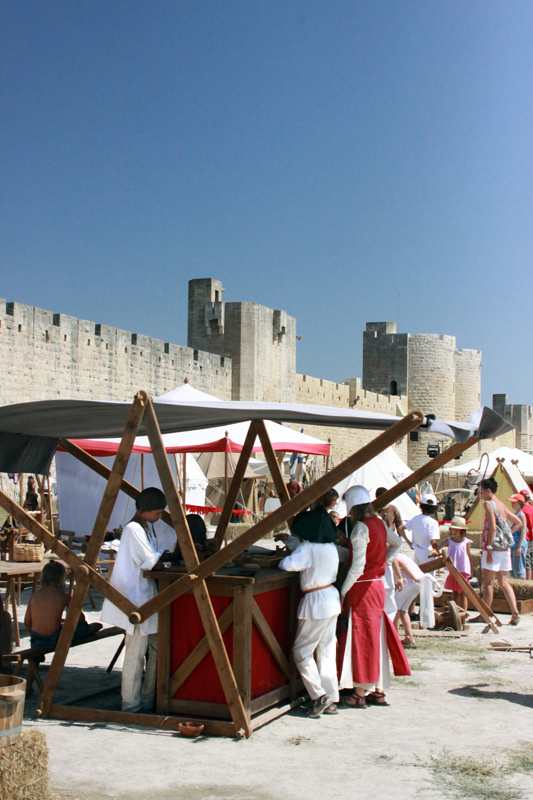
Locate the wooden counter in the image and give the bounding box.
[149,565,303,732]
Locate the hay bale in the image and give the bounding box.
[224,520,289,542]
[0,729,50,800]
[494,577,533,600]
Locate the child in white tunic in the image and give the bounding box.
[278,503,341,718]
[101,487,168,712]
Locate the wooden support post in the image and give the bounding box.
[38,392,147,718]
[156,577,172,715]
[134,412,424,624]
[253,422,290,506]
[373,437,478,512]
[142,397,252,738]
[182,453,187,506]
[173,454,183,498]
[215,423,257,550]
[233,585,252,720]
[289,576,299,700]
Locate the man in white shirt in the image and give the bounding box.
[404,493,440,566]
[101,487,167,712]
[278,505,341,718]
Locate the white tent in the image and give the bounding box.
[439,446,533,483]
[56,452,207,548]
[333,448,418,523]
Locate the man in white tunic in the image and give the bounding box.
[101,487,167,712]
[278,505,341,718]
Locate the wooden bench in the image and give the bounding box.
[4,626,125,694]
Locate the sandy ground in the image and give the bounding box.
[11,580,533,800]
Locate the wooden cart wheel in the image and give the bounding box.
[446,600,463,631]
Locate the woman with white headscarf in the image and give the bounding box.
[337,486,411,708]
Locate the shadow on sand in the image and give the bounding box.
[449,683,533,708]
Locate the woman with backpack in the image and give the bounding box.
[479,477,521,625]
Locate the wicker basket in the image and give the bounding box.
[13,542,45,562]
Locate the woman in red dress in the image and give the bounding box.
[338,485,411,708]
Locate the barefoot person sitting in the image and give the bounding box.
[24,560,102,691]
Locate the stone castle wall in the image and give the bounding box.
[187,279,296,402]
[454,348,482,422]
[292,374,409,467]
[0,298,233,406]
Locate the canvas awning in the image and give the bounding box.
[0,395,514,475]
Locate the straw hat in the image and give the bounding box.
[448,515,468,530]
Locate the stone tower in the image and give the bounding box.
[187,278,297,402]
[362,323,482,469]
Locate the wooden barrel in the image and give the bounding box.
[0,675,26,746]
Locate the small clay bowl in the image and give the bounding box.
[178,721,205,738]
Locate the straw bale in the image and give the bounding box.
[0,729,50,800]
[494,577,533,600]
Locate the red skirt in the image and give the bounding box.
[444,571,470,594]
[338,580,410,684]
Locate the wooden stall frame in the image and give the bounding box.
[0,390,489,737]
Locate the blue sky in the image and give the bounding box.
[1,1,532,406]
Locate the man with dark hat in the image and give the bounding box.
[101,487,168,712]
[278,505,341,718]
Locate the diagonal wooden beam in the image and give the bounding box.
[140,396,252,738]
[445,557,500,633]
[253,421,291,506]
[251,599,290,679]
[215,423,257,550]
[373,436,478,512]
[169,602,235,696]
[38,392,147,718]
[0,491,134,617]
[133,411,424,623]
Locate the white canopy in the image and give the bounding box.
[59,383,331,457]
[439,446,533,482]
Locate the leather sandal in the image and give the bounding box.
[509,613,521,626]
[366,691,389,706]
[344,693,367,709]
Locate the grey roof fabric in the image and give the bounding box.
[0,432,58,475]
[0,398,405,439]
[0,398,514,475]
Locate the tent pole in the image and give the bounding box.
[141,454,145,490]
[215,423,256,550]
[173,454,183,498]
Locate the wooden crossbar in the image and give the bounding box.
[0,491,134,617]
[251,599,290,679]
[169,602,235,696]
[373,436,478,512]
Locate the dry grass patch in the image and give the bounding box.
[428,748,521,800]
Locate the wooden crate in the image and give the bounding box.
[154,567,302,732]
